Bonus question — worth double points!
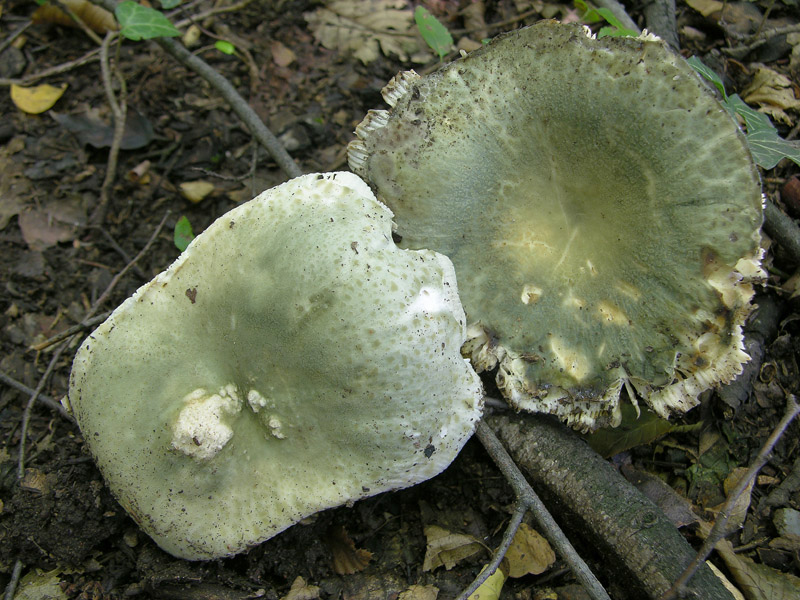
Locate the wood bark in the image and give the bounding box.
[487,414,734,600]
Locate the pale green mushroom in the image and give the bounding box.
[68,172,483,560]
[348,22,763,431]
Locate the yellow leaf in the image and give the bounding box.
[467,564,507,600]
[11,83,67,115]
[505,522,556,578]
[422,525,484,571]
[179,181,216,203]
[685,0,724,16]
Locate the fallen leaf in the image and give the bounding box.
[179,181,215,203]
[18,196,86,251]
[11,83,67,114]
[504,523,556,578]
[32,0,117,33]
[715,536,800,600]
[422,524,484,571]
[586,402,676,458]
[715,467,754,533]
[305,0,429,64]
[398,584,439,600]
[281,576,321,600]
[13,568,68,600]
[684,0,725,17]
[51,108,155,150]
[742,67,800,126]
[467,563,507,600]
[324,525,373,575]
[271,40,296,67]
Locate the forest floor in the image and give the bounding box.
[1,1,800,599]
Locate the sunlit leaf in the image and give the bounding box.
[10,83,67,114]
[115,1,179,41]
[174,216,194,252]
[414,6,452,60]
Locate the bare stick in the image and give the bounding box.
[30,312,111,352]
[456,500,526,600]
[464,420,611,600]
[2,559,23,600]
[659,394,800,600]
[764,199,800,265]
[0,20,32,55]
[91,30,127,225]
[0,371,74,422]
[0,48,100,86]
[94,0,302,180]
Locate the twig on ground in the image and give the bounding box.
[642,0,679,49]
[96,227,147,280]
[15,211,169,480]
[0,20,32,55]
[17,342,71,479]
[451,8,540,36]
[30,312,111,352]
[659,394,800,600]
[2,559,24,600]
[0,371,73,422]
[171,0,257,30]
[0,48,100,86]
[52,0,104,45]
[764,199,800,264]
[457,420,611,600]
[94,0,302,180]
[91,30,127,226]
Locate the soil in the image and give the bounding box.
[1,1,799,599]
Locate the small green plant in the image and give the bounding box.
[174,216,195,251]
[214,40,236,55]
[414,6,452,60]
[575,0,638,38]
[688,57,800,169]
[115,0,180,41]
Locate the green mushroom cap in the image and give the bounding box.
[68,172,483,559]
[348,22,763,431]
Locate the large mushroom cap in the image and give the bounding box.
[348,22,763,430]
[68,172,483,560]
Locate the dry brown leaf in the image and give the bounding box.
[715,537,800,600]
[271,40,297,67]
[32,0,117,34]
[11,83,67,115]
[18,197,86,251]
[422,525,483,572]
[504,523,556,578]
[305,0,429,64]
[324,525,373,575]
[281,576,321,600]
[715,467,754,534]
[742,67,800,126]
[398,584,439,600]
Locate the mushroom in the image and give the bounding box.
[68,172,483,560]
[347,22,763,431]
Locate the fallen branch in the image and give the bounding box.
[487,413,736,600]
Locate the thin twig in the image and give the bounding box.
[2,559,23,600]
[0,371,74,422]
[0,20,32,55]
[18,342,70,479]
[463,420,611,600]
[52,0,104,45]
[91,30,127,226]
[94,0,302,180]
[96,227,147,280]
[659,394,800,600]
[30,312,111,352]
[172,0,257,30]
[0,48,100,86]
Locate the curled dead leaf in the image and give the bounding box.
[324,525,373,575]
[505,522,555,578]
[422,525,484,572]
[11,83,67,115]
[32,0,117,34]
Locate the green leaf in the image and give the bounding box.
[174,216,194,252]
[585,402,676,458]
[160,0,181,8]
[115,1,180,41]
[726,94,774,134]
[414,6,452,60]
[214,40,236,55]
[687,56,728,100]
[745,129,800,169]
[576,2,638,37]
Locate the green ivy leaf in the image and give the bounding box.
[745,129,800,169]
[585,403,677,458]
[414,6,452,60]
[174,216,195,252]
[687,56,728,100]
[575,1,637,37]
[214,40,236,55]
[115,1,180,41]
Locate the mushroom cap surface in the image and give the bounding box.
[68,172,483,559]
[348,22,763,430]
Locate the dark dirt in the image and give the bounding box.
[1,1,800,599]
